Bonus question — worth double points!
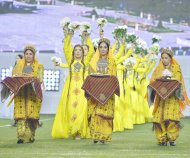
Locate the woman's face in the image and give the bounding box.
[74,46,83,59]
[161,53,171,66]
[99,42,109,56]
[82,45,89,56]
[24,50,34,64]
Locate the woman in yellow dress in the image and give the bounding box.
[52,32,93,139]
[12,45,44,144]
[112,42,134,131]
[133,54,156,124]
[55,39,91,76]
[87,38,118,144]
[122,54,137,129]
[150,48,189,146]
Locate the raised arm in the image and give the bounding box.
[146,60,157,74]
[116,48,133,65]
[111,40,118,55]
[59,63,69,68]
[117,64,126,71]
[114,43,126,60]
[63,34,73,64]
[83,35,94,66]
[134,62,149,74]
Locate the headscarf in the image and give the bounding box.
[89,38,116,75]
[12,45,44,82]
[150,48,190,112]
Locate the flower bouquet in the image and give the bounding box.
[92,38,100,49]
[123,57,136,71]
[80,22,91,34]
[162,69,172,78]
[135,39,148,55]
[112,25,127,41]
[51,56,62,70]
[79,22,91,43]
[68,21,81,34]
[97,18,107,38]
[60,17,71,29]
[97,18,107,28]
[149,43,160,56]
[60,17,71,36]
[126,32,138,44]
[152,34,162,44]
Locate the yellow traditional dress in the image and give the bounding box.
[87,40,117,142]
[133,58,155,124]
[122,57,136,129]
[52,35,93,138]
[113,44,133,131]
[150,54,187,145]
[12,55,44,143]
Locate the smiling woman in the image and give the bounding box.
[149,48,190,146]
[11,44,44,144]
[52,30,94,139]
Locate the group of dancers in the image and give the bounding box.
[1,17,190,146]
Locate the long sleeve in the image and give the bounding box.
[111,41,118,54]
[134,65,148,74]
[116,48,133,65]
[84,37,94,66]
[134,54,148,63]
[63,35,73,64]
[114,43,125,60]
[60,63,69,68]
[117,64,126,70]
[146,61,156,74]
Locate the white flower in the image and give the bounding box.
[152,34,162,44]
[112,25,127,39]
[97,18,107,27]
[51,56,62,64]
[118,25,128,30]
[68,21,81,31]
[148,53,158,61]
[51,56,56,62]
[126,43,132,48]
[126,32,138,44]
[149,43,160,54]
[60,17,71,28]
[80,22,91,33]
[123,57,136,67]
[92,38,100,48]
[136,39,147,49]
[162,69,172,77]
[127,32,135,36]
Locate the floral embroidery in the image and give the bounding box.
[73,88,80,95]
[73,101,78,108]
[72,114,77,122]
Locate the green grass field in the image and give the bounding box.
[0,115,190,158]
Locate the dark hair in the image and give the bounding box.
[14,54,23,67]
[17,54,23,59]
[98,41,110,53]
